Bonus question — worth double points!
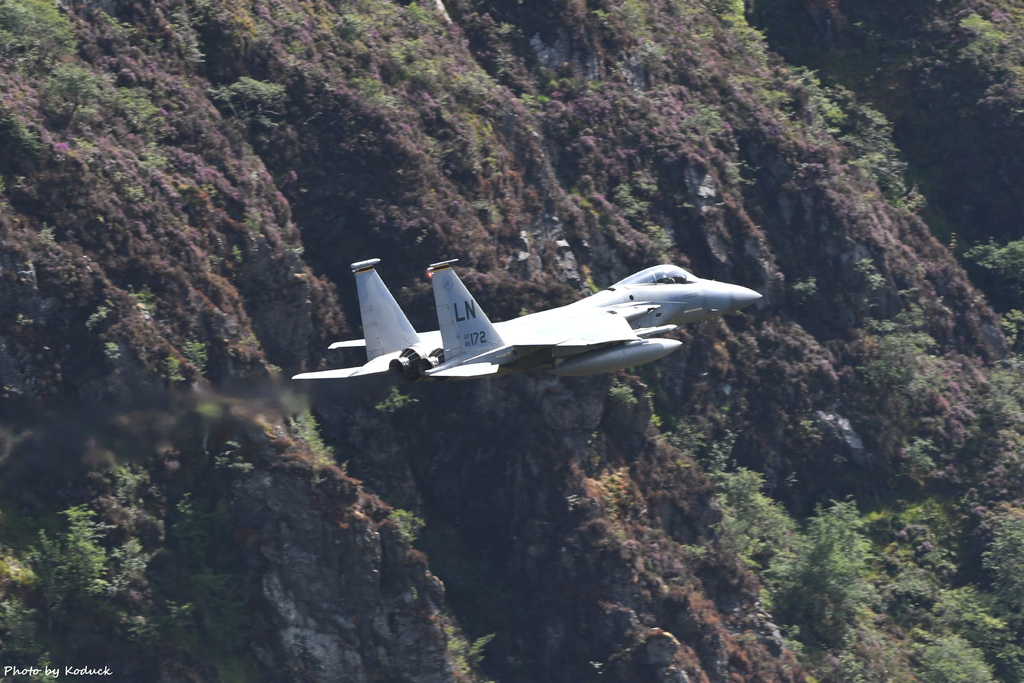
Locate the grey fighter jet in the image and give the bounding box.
[292,258,761,381]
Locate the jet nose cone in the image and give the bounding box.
[730,286,762,312]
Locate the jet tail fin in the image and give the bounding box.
[427,260,504,362]
[352,259,421,360]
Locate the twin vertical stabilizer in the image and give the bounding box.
[427,260,504,362]
[296,258,507,381]
[294,258,421,380]
[352,258,421,360]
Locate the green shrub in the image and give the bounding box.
[115,88,165,136]
[44,63,108,126]
[289,409,334,466]
[770,500,875,646]
[170,495,249,650]
[920,634,995,683]
[0,0,74,64]
[932,587,1007,652]
[165,356,184,382]
[182,340,208,374]
[789,276,818,304]
[28,506,113,616]
[389,509,425,545]
[375,386,417,413]
[965,239,1024,311]
[445,624,494,678]
[0,106,42,158]
[210,77,286,127]
[983,511,1024,614]
[714,467,798,572]
[608,381,638,406]
[0,599,40,657]
[959,14,1013,70]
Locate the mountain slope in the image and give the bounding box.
[0,0,1022,681]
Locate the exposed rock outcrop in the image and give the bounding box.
[231,461,457,683]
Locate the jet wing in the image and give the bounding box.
[499,309,640,348]
[425,362,501,378]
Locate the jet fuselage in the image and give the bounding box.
[292,262,762,381]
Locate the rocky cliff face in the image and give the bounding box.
[231,459,454,683]
[318,373,798,682]
[1,0,1022,681]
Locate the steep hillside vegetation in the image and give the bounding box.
[0,0,1022,681]
[751,0,1024,328]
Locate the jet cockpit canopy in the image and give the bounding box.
[610,264,695,289]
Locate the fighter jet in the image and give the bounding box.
[292,258,761,381]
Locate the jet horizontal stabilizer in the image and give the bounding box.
[293,367,368,380]
[328,339,368,349]
[293,355,392,380]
